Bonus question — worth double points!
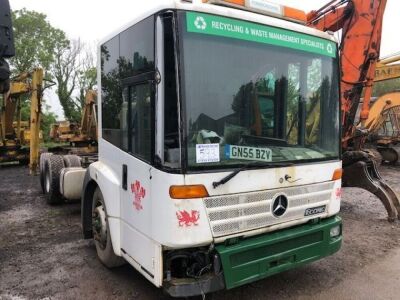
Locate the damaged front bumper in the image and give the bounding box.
[163,216,342,297]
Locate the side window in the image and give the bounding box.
[121,87,129,151]
[101,16,155,155]
[120,17,155,77]
[129,84,152,161]
[101,36,122,147]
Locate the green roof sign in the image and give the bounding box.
[186,12,336,58]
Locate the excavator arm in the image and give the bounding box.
[307,0,400,222]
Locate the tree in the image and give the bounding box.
[11,9,69,75]
[52,39,82,122]
[12,9,97,126]
[10,9,71,139]
[75,44,97,114]
[52,39,97,122]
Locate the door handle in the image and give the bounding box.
[122,164,128,191]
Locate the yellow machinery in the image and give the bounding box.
[50,121,79,142]
[365,91,400,163]
[0,68,43,173]
[363,53,400,163]
[49,90,97,154]
[374,54,400,83]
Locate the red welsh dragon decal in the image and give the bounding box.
[131,180,146,210]
[176,210,200,227]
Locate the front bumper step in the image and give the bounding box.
[216,216,342,289]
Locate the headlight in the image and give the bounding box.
[330,225,341,238]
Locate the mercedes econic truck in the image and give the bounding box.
[41,0,343,297]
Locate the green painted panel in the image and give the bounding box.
[216,216,342,289]
[186,12,337,58]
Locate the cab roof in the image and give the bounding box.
[99,0,337,45]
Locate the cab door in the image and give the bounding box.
[120,75,155,272]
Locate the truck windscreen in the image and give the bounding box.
[177,11,340,170]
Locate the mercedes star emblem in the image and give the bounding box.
[272,194,288,217]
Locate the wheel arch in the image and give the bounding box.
[81,163,122,256]
[81,169,98,239]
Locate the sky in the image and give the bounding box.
[9,0,399,118]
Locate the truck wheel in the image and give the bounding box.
[92,187,125,268]
[44,155,65,204]
[40,153,53,194]
[63,155,81,167]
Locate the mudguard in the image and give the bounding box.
[81,162,122,255]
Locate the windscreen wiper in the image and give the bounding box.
[212,161,294,189]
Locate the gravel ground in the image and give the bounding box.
[1,165,400,300]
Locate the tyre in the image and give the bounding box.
[40,153,53,194]
[92,187,125,268]
[63,155,82,167]
[44,155,65,204]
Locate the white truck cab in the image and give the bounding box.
[79,0,342,297]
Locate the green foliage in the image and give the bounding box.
[11,9,97,124]
[52,39,81,122]
[11,9,69,75]
[19,101,56,142]
[10,8,74,128]
[76,66,97,109]
[41,109,57,142]
[52,40,96,122]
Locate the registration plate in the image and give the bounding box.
[225,145,272,162]
[304,205,326,217]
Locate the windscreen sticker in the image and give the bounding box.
[186,12,336,58]
[225,144,272,162]
[196,143,220,163]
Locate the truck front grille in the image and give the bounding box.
[203,181,334,237]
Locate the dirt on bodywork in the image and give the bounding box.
[1,165,400,300]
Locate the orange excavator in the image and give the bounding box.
[307,0,400,221]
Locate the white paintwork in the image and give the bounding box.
[88,159,122,255]
[60,167,86,200]
[120,219,163,286]
[97,140,341,249]
[90,0,342,289]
